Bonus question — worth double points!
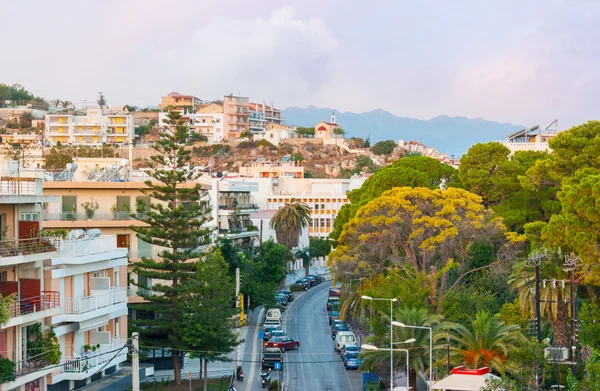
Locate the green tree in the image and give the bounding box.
[0,83,35,101]
[261,239,292,283]
[354,155,377,173]
[2,142,32,167]
[269,199,311,249]
[296,126,315,137]
[52,98,61,108]
[293,246,316,278]
[309,237,331,258]
[459,142,511,207]
[179,250,240,391]
[129,109,213,385]
[0,294,17,327]
[333,127,345,138]
[567,348,600,391]
[293,153,304,162]
[43,147,73,170]
[61,100,72,109]
[370,140,396,155]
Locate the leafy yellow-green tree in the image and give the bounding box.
[270,199,311,249]
[330,156,460,241]
[329,186,505,307]
[542,168,600,285]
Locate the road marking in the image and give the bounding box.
[245,307,264,391]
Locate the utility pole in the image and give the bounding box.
[564,253,580,374]
[527,250,548,391]
[132,332,139,391]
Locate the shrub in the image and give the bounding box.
[255,139,277,149]
[269,379,282,391]
[0,357,15,383]
[237,141,256,149]
[370,140,397,155]
[290,284,305,292]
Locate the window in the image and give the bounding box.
[321,204,325,210]
[115,317,120,338]
[114,270,120,287]
[315,204,319,210]
[93,271,104,278]
[0,271,6,281]
[20,213,39,221]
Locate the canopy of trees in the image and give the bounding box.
[370,139,397,155]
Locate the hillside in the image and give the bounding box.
[282,106,523,156]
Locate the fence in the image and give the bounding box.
[0,177,38,195]
[147,368,235,383]
[0,237,59,258]
[14,351,55,377]
[62,287,127,314]
[62,338,128,374]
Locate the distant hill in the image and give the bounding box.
[281,106,523,156]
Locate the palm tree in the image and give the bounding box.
[269,199,311,249]
[441,311,523,375]
[508,259,570,346]
[61,100,72,109]
[293,246,316,278]
[361,306,444,390]
[52,98,61,108]
[97,92,107,110]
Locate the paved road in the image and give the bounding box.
[283,283,363,391]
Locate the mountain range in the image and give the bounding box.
[281,106,523,156]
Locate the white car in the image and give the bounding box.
[334,331,357,352]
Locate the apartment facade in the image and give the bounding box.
[248,102,284,134]
[45,108,134,146]
[238,156,303,178]
[159,106,224,144]
[223,96,249,139]
[158,92,201,111]
[253,124,297,147]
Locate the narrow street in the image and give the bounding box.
[239,283,363,391]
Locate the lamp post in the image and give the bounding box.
[362,296,398,389]
[362,344,411,390]
[392,321,433,390]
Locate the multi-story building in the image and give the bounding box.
[233,176,366,239]
[158,92,201,111]
[238,155,303,178]
[45,108,134,146]
[223,96,249,139]
[0,171,61,391]
[0,166,128,391]
[248,102,284,134]
[253,124,297,147]
[501,124,561,154]
[195,103,224,143]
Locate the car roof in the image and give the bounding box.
[344,343,359,349]
[336,331,355,336]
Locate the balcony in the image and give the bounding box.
[0,177,38,196]
[52,236,127,266]
[218,203,259,216]
[60,338,128,381]
[218,228,259,240]
[0,351,57,391]
[58,287,127,323]
[43,212,148,229]
[4,291,61,328]
[0,237,59,266]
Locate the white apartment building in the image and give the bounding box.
[501,124,561,154]
[45,108,134,146]
[158,107,224,144]
[0,166,128,391]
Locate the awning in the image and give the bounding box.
[432,373,500,391]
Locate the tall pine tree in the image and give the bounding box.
[130,109,212,385]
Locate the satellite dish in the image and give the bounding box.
[67,229,86,241]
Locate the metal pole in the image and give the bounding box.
[406,349,410,391]
[390,299,394,391]
[132,332,139,391]
[428,327,432,390]
[534,263,541,343]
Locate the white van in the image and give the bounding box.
[265,308,282,322]
[264,319,282,330]
[334,331,357,351]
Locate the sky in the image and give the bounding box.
[1,0,598,128]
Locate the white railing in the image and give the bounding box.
[62,287,127,314]
[57,236,119,258]
[62,338,127,374]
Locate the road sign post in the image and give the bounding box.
[189,371,192,391]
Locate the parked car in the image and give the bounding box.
[305,276,318,287]
[342,352,363,369]
[264,319,282,330]
[270,330,286,338]
[263,325,281,341]
[340,343,360,359]
[275,294,288,306]
[261,347,284,369]
[279,289,294,302]
[331,322,349,339]
[334,331,357,352]
[301,277,313,287]
[265,336,300,351]
[308,275,321,285]
[328,288,341,298]
[327,297,340,312]
[328,310,340,325]
[295,279,310,290]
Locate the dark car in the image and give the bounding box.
[327,297,340,312]
[295,279,310,290]
[331,322,349,339]
[279,289,294,302]
[328,310,340,325]
[261,347,284,369]
[264,336,300,351]
[308,275,321,285]
[303,277,316,287]
[275,294,288,306]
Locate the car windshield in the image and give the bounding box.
[345,346,359,352]
[330,311,340,316]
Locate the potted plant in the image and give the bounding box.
[83,344,91,354]
[111,203,131,220]
[81,199,99,219]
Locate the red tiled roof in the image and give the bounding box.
[323,122,339,126]
[317,126,327,131]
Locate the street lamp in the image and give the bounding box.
[392,321,433,390]
[362,296,398,389]
[362,344,410,390]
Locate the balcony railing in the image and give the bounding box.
[8,291,60,318]
[44,212,144,221]
[62,338,127,375]
[62,287,127,315]
[127,286,163,297]
[0,177,38,196]
[0,237,58,258]
[218,204,259,211]
[14,350,55,377]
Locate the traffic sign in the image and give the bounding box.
[258,331,265,340]
[274,362,281,370]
